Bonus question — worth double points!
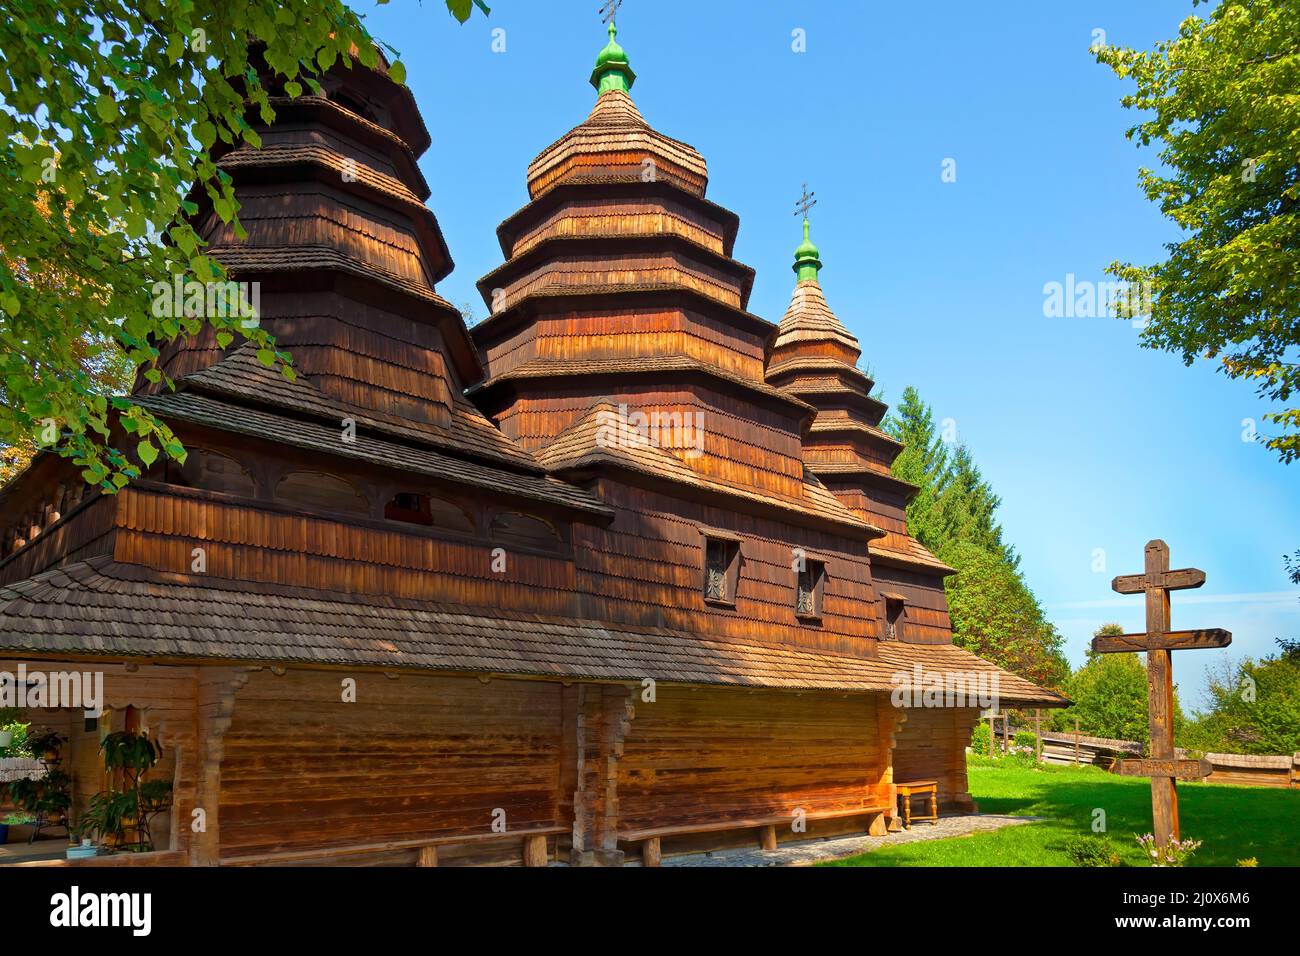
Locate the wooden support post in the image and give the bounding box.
[190,667,255,866]
[867,811,888,837]
[570,684,635,867]
[1002,714,1010,755]
[1074,718,1081,766]
[1034,709,1043,764]
[417,845,438,867]
[522,834,548,868]
[759,825,777,851]
[988,713,997,759]
[642,836,662,867]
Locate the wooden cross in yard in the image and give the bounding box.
[1092,540,1231,848]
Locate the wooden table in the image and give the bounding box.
[895,780,938,829]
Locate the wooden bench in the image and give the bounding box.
[222,825,568,867]
[619,806,890,867]
[895,780,939,829]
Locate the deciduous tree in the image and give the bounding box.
[1097,0,1300,462]
[0,0,485,491]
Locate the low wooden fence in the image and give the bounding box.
[1006,724,1300,788]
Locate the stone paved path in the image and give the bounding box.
[660,814,1042,867]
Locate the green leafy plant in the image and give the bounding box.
[2,811,35,826]
[0,0,487,492]
[5,767,72,826]
[1066,834,1124,867]
[0,720,29,756]
[25,729,67,761]
[1096,0,1300,463]
[88,729,170,851]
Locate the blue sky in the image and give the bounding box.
[360,0,1298,709]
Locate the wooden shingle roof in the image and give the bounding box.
[177,346,539,471]
[133,389,611,519]
[772,279,861,355]
[0,557,1066,705]
[526,90,708,200]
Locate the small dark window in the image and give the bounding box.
[703,537,741,604]
[84,715,99,733]
[796,560,825,618]
[385,493,474,532]
[885,598,905,640]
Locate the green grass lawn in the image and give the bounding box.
[825,756,1300,867]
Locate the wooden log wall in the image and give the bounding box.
[495,382,808,499]
[891,706,982,812]
[574,480,877,653]
[216,669,566,862]
[0,492,116,587]
[871,566,955,645]
[111,484,578,613]
[616,686,892,841]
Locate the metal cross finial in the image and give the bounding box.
[599,0,622,25]
[794,182,817,219]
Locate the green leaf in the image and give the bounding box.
[95,93,116,122]
[137,441,158,467]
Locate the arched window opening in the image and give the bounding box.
[384,493,474,533]
[166,449,257,498]
[275,471,369,517]
[489,512,561,552]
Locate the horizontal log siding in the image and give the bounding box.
[217,669,564,859]
[618,686,891,831]
[892,706,982,811]
[574,480,879,653]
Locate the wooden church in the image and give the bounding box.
[0,23,1064,866]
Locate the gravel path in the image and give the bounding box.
[660,814,1042,867]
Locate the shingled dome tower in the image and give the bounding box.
[765,218,954,574]
[469,22,867,531]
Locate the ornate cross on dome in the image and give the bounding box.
[794,182,817,220]
[599,0,622,25]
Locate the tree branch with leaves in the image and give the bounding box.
[0,0,486,492]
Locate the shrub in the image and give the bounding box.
[1066,834,1123,867]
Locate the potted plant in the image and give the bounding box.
[26,729,66,764]
[6,767,72,840]
[65,818,98,859]
[94,730,168,851]
[1,811,34,845]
